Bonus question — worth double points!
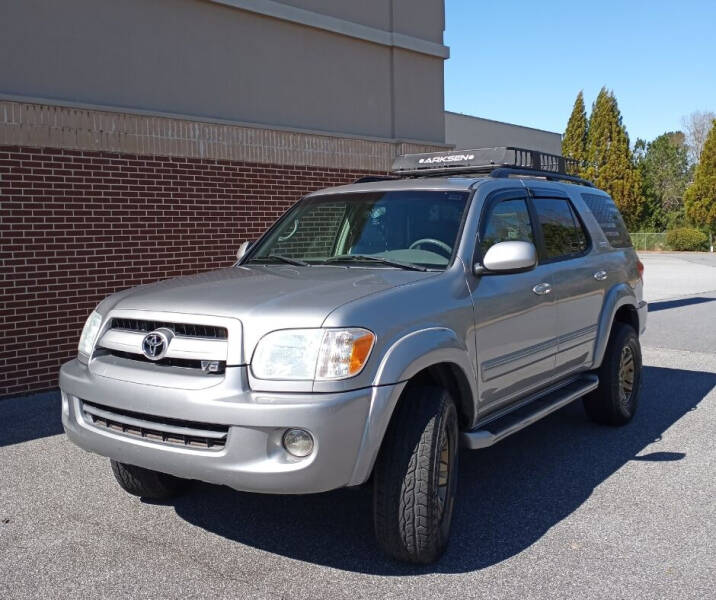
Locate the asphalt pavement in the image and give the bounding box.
[1,252,714,599]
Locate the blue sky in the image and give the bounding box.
[444,0,715,143]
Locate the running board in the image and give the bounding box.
[461,375,599,449]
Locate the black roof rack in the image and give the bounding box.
[389,146,593,187]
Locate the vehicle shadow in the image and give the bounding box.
[171,365,715,575]
[648,296,715,312]
[0,391,63,447]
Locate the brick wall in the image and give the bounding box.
[270,201,348,258]
[0,145,375,397]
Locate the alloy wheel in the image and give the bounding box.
[618,345,635,407]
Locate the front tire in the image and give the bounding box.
[110,460,190,500]
[583,322,642,425]
[373,385,459,564]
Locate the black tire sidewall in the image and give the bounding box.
[587,322,642,426]
[373,385,459,563]
[609,327,641,421]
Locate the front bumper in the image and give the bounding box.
[59,359,402,494]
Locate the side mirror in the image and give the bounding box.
[236,240,253,261]
[474,241,537,275]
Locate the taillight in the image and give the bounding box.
[637,259,644,279]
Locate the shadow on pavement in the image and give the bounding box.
[631,451,685,461]
[2,368,712,573]
[648,296,715,312]
[0,391,63,447]
[172,365,715,575]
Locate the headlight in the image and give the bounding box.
[78,311,103,357]
[251,328,375,381]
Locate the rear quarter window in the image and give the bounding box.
[580,193,632,248]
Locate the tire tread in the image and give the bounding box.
[373,385,457,563]
[584,322,641,426]
[110,460,189,499]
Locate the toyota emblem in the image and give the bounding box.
[141,329,172,360]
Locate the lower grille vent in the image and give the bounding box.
[81,401,228,450]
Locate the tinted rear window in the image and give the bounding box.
[581,193,632,248]
[533,198,588,260]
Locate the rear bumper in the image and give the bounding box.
[59,359,402,494]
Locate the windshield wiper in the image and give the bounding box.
[249,255,310,267]
[325,254,427,272]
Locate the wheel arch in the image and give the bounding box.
[348,329,477,486]
[404,362,476,429]
[613,303,639,333]
[374,326,474,382]
[593,283,640,368]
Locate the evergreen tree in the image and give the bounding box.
[637,132,691,229]
[583,88,643,229]
[562,91,588,173]
[684,119,716,234]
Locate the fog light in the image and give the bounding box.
[282,428,314,457]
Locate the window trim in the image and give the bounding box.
[473,188,537,268]
[527,192,592,264]
[241,189,475,271]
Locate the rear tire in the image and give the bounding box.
[583,323,641,426]
[373,385,459,564]
[110,460,190,500]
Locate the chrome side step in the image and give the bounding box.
[461,374,599,449]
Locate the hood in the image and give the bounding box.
[106,265,438,348]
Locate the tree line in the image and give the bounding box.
[562,88,715,243]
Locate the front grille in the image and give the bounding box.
[81,400,228,450]
[105,349,226,374]
[110,318,228,339]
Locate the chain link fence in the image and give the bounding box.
[629,232,669,251]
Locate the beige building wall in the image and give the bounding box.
[445,111,563,155]
[277,0,445,43]
[0,0,448,145]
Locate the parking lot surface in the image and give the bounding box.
[1,252,714,599]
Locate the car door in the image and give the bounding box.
[526,187,603,377]
[472,188,559,417]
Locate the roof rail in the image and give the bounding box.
[390,146,593,187]
[353,175,399,184]
[490,167,594,187]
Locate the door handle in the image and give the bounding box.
[532,282,552,295]
[593,270,608,281]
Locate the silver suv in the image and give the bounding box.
[59,147,647,564]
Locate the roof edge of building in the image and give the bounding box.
[444,110,562,137]
[0,96,451,171]
[211,0,450,58]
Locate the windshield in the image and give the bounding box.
[246,191,469,270]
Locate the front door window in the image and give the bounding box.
[480,198,534,255]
